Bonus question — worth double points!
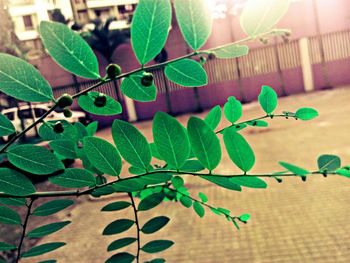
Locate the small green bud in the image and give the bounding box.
[53,121,64,133]
[199,56,207,65]
[57,93,73,108]
[106,63,122,79]
[141,72,154,87]
[63,107,73,118]
[94,93,107,107]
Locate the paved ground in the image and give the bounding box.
[25,88,350,263]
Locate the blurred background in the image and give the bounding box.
[1,0,350,262]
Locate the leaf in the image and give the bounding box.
[138,192,164,211]
[0,168,36,196]
[223,129,255,172]
[171,176,184,189]
[239,213,251,222]
[21,242,65,258]
[179,195,192,208]
[318,154,341,172]
[0,242,16,251]
[0,197,26,207]
[33,199,74,217]
[230,177,267,189]
[187,117,221,171]
[38,120,78,142]
[200,176,241,191]
[112,120,151,170]
[295,107,319,120]
[198,192,208,203]
[141,216,170,235]
[107,238,137,252]
[0,53,54,102]
[212,44,249,59]
[0,206,21,225]
[78,92,122,116]
[0,113,15,136]
[131,0,172,65]
[240,0,290,37]
[145,259,165,263]
[106,252,135,263]
[193,202,205,218]
[86,121,98,136]
[174,0,212,50]
[39,21,99,79]
[336,168,350,178]
[246,120,269,127]
[120,73,157,102]
[37,261,56,263]
[204,105,222,130]
[83,136,122,177]
[164,59,208,87]
[103,219,134,235]
[224,96,242,123]
[141,240,174,254]
[101,201,131,212]
[49,139,77,159]
[279,162,309,176]
[27,221,71,238]
[7,145,64,175]
[138,173,172,185]
[258,85,278,115]
[180,160,205,172]
[150,142,163,160]
[112,179,145,193]
[49,168,96,188]
[153,112,190,168]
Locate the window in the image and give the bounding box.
[34,108,47,118]
[4,112,14,121]
[23,15,34,30]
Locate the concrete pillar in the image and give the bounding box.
[299,37,314,92]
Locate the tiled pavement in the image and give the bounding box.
[25,88,350,263]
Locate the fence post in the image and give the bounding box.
[299,37,314,92]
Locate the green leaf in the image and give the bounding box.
[131,0,172,65]
[107,238,137,252]
[0,242,16,251]
[0,206,21,225]
[223,129,255,172]
[179,195,192,208]
[139,173,172,185]
[174,0,212,50]
[101,201,131,212]
[49,168,96,188]
[198,192,208,203]
[83,136,122,177]
[279,162,309,176]
[78,92,122,116]
[86,121,98,136]
[200,176,241,191]
[153,112,190,168]
[27,221,71,238]
[0,53,54,102]
[295,107,319,120]
[150,142,163,160]
[0,113,15,136]
[33,199,74,217]
[193,202,205,218]
[37,260,56,263]
[318,154,341,172]
[39,21,99,79]
[21,242,65,258]
[141,240,174,254]
[212,44,249,59]
[112,119,151,170]
[103,219,134,235]
[230,177,267,189]
[38,120,78,142]
[246,120,269,127]
[106,252,135,263]
[0,197,26,207]
[0,168,36,196]
[120,73,157,102]
[204,105,222,130]
[224,96,242,123]
[7,145,64,175]
[145,259,165,263]
[187,117,221,171]
[49,139,77,159]
[336,168,350,178]
[141,216,170,234]
[112,179,144,193]
[258,85,278,115]
[74,121,88,141]
[164,59,208,87]
[239,213,251,222]
[138,192,164,211]
[240,0,290,37]
[171,176,184,189]
[180,160,205,172]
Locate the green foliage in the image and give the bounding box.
[0,53,53,102]
[120,73,157,102]
[318,154,341,172]
[32,200,74,217]
[0,206,21,225]
[138,192,165,211]
[295,107,319,120]
[141,216,170,234]
[212,44,249,59]
[201,176,241,191]
[224,96,242,123]
[193,202,205,218]
[153,112,190,169]
[103,219,135,235]
[258,85,278,115]
[0,113,15,136]
[39,120,79,141]
[279,162,309,176]
[141,240,174,253]
[27,221,71,238]
[49,168,96,188]
[131,0,171,65]
[0,242,16,251]
[0,168,36,196]
[107,238,137,252]
[40,21,100,79]
[230,177,267,189]
[101,201,131,212]
[106,252,135,263]
[78,92,122,116]
[204,105,222,130]
[174,0,212,50]
[0,197,26,207]
[21,242,66,258]
[164,59,208,87]
[49,139,77,159]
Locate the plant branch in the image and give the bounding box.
[128,193,141,263]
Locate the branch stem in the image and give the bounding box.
[128,193,141,263]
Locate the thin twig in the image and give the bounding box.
[128,193,141,263]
